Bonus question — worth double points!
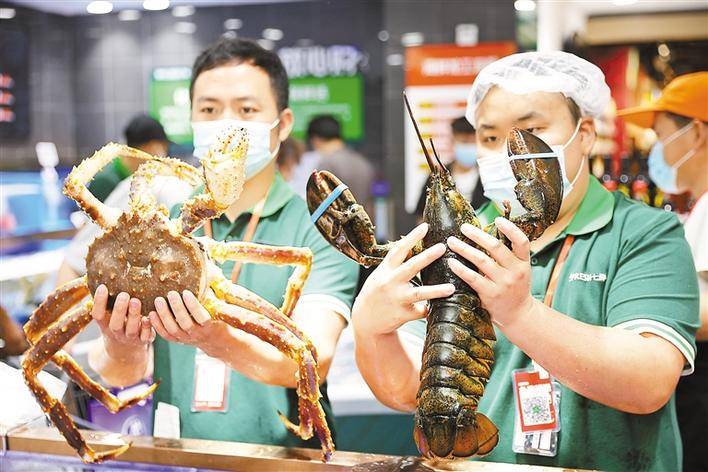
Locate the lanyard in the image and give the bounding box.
[203,193,269,284]
[542,235,575,307]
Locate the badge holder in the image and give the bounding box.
[191,349,230,413]
[511,362,561,457]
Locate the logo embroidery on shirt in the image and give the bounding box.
[568,272,607,282]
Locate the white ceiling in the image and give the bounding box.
[6,0,305,17]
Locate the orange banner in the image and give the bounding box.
[405,42,517,86]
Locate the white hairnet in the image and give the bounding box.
[465,51,611,127]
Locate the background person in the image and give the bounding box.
[415,116,487,219]
[87,115,170,202]
[618,71,708,472]
[351,52,698,471]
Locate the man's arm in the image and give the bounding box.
[447,218,693,415]
[352,223,453,411]
[56,261,80,288]
[88,285,154,387]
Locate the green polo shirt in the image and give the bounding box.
[154,172,359,450]
[88,158,132,202]
[402,176,699,471]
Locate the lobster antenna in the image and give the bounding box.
[403,92,438,171]
[428,138,445,169]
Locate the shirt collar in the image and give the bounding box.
[259,172,295,217]
[478,176,614,237]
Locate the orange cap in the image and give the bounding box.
[618,71,708,128]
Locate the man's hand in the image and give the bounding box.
[447,218,535,327]
[92,284,155,356]
[352,223,455,335]
[89,285,154,387]
[149,290,228,352]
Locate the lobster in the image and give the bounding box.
[306,94,563,459]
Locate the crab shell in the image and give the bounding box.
[86,212,208,314]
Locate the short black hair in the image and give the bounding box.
[451,117,475,135]
[124,114,167,148]
[307,115,341,141]
[190,38,289,111]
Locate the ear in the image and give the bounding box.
[692,119,707,149]
[578,116,597,158]
[277,108,294,142]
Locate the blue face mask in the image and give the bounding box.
[648,122,695,194]
[454,143,478,167]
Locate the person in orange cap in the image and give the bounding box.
[619,71,708,472]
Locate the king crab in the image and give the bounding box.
[22,128,334,463]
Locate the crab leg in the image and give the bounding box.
[207,265,316,360]
[64,143,201,229]
[24,279,159,427]
[202,292,334,462]
[205,240,313,317]
[22,301,131,463]
[24,277,89,343]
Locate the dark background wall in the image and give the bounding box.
[1,0,384,169]
[70,0,384,164]
[0,5,77,168]
[382,0,517,233]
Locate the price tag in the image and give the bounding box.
[191,349,230,412]
[511,365,561,457]
[513,369,557,432]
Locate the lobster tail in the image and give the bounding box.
[413,410,498,459]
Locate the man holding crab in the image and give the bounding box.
[88,38,359,451]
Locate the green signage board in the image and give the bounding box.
[289,75,363,141]
[149,67,192,145]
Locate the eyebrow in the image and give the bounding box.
[515,111,540,122]
[478,123,496,131]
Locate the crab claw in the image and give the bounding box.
[504,128,563,240]
[178,127,249,234]
[306,170,389,268]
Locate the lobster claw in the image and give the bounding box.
[306,170,389,268]
[505,128,564,241]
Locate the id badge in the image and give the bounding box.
[511,361,561,457]
[191,349,230,412]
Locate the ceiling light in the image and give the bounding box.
[401,32,424,47]
[257,39,275,50]
[86,1,113,15]
[377,30,389,42]
[224,18,242,30]
[118,9,141,21]
[514,0,536,12]
[262,28,283,41]
[175,21,196,34]
[0,8,16,19]
[143,0,170,11]
[172,5,194,17]
[222,30,237,39]
[657,43,670,58]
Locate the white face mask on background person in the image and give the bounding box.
[477,120,583,216]
[191,118,281,180]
